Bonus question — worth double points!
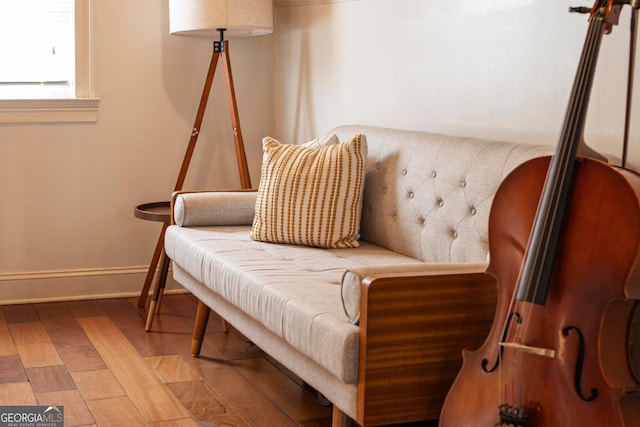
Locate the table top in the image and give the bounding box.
[134,201,171,223]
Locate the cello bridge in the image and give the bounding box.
[500,342,556,358]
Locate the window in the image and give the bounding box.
[0,0,75,98]
[0,0,99,123]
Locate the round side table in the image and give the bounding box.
[135,201,171,331]
[135,201,171,223]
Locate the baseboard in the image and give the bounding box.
[0,266,186,305]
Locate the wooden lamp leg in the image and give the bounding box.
[222,39,252,189]
[137,223,168,307]
[138,48,219,308]
[173,49,221,192]
[142,31,251,331]
[144,249,170,332]
[174,33,252,193]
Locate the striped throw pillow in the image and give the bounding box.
[251,134,367,248]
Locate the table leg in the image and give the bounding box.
[155,249,170,315]
[138,223,168,307]
[145,249,170,332]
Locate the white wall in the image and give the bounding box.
[0,0,274,303]
[274,0,640,167]
[4,0,639,303]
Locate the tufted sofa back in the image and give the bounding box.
[331,125,553,263]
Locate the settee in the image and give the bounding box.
[163,125,553,426]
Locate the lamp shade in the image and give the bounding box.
[169,0,273,37]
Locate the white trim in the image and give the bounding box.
[75,0,94,99]
[0,98,99,123]
[0,266,148,282]
[1,288,189,306]
[0,266,185,304]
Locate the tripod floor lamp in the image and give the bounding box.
[136,0,273,325]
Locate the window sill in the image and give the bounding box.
[0,98,100,124]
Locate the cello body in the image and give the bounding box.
[439,156,640,426]
[440,2,640,425]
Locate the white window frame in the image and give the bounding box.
[0,0,99,124]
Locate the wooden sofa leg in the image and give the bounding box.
[191,300,210,357]
[332,405,351,427]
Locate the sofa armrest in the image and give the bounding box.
[171,190,258,227]
[355,267,497,426]
[341,262,487,324]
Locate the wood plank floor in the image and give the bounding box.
[0,294,435,426]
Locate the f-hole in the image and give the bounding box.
[482,312,522,374]
[631,303,640,383]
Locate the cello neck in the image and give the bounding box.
[516,2,612,305]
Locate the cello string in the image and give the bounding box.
[498,5,608,411]
[622,8,638,169]
[523,4,606,331]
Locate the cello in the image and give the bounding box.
[440,1,640,426]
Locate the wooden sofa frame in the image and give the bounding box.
[186,248,497,426]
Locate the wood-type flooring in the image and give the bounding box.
[0,293,435,426]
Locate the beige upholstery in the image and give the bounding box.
[165,225,417,383]
[173,191,257,226]
[164,125,554,425]
[331,125,552,263]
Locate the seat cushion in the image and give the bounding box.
[165,224,418,384]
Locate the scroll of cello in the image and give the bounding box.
[440,1,640,426]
